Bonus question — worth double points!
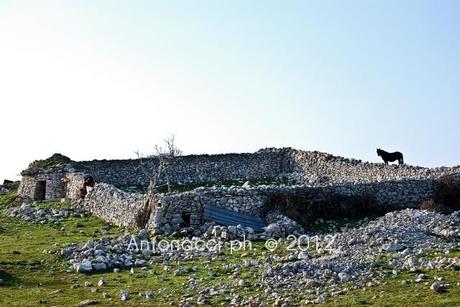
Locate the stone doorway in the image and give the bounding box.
[34,180,46,200]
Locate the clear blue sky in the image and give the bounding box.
[1,0,459,181]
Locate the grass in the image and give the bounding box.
[0,190,459,306]
[21,153,71,175]
[32,199,72,210]
[339,270,460,307]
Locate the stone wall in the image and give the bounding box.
[72,148,290,188]
[79,183,147,228]
[70,148,460,189]
[146,186,269,234]
[132,177,435,233]
[17,147,460,233]
[289,150,460,184]
[64,172,86,200]
[19,148,460,202]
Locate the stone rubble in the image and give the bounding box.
[59,209,459,304]
[5,201,89,224]
[262,209,460,302]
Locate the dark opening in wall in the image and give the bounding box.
[181,212,191,227]
[34,180,46,200]
[266,191,384,229]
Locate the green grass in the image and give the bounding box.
[32,199,72,210]
[338,270,460,307]
[21,153,71,175]
[1,191,459,306]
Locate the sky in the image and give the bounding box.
[1,0,460,181]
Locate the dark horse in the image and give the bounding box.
[377,148,404,165]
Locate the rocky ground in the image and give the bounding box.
[6,201,89,224]
[1,190,459,306]
[57,209,460,305]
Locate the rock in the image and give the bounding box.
[415,273,426,282]
[430,282,447,293]
[0,187,8,195]
[145,290,154,299]
[74,261,93,273]
[93,262,107,271]
[197,294,206,305]
[385,243,406,252]
[338,272,350,283]
[97,277,107,287]
[138,229,149,240]
[61,247,74,257]
[120,290,130,301]
[75,299,99,306]
[84,281,93,287]
[314,294,326,304]
[297,251,309,260]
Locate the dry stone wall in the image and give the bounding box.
[69,148,460,189]
[19,148,460,203]
[17,147,460,233]
[72,148,290,188]
[146,186,269,234]
[75,177,445,233]
[289,150,460,184]
[79,183,147,228]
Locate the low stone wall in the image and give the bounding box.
[67,174,440,234]
[80,183,147,228]
[146,187,269,234]
[146,177,436,234]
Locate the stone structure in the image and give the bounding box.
[17,148,460,233]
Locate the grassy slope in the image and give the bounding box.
[0,191,459,306]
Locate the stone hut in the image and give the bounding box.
[18,154,72,201]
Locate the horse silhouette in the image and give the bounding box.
[377,148,404,165]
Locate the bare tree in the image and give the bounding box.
[134,135,182,228]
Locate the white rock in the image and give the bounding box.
[314,294,326,304]
[120,290,130,301]
[74,261,93,273]
[98,277,107,287]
